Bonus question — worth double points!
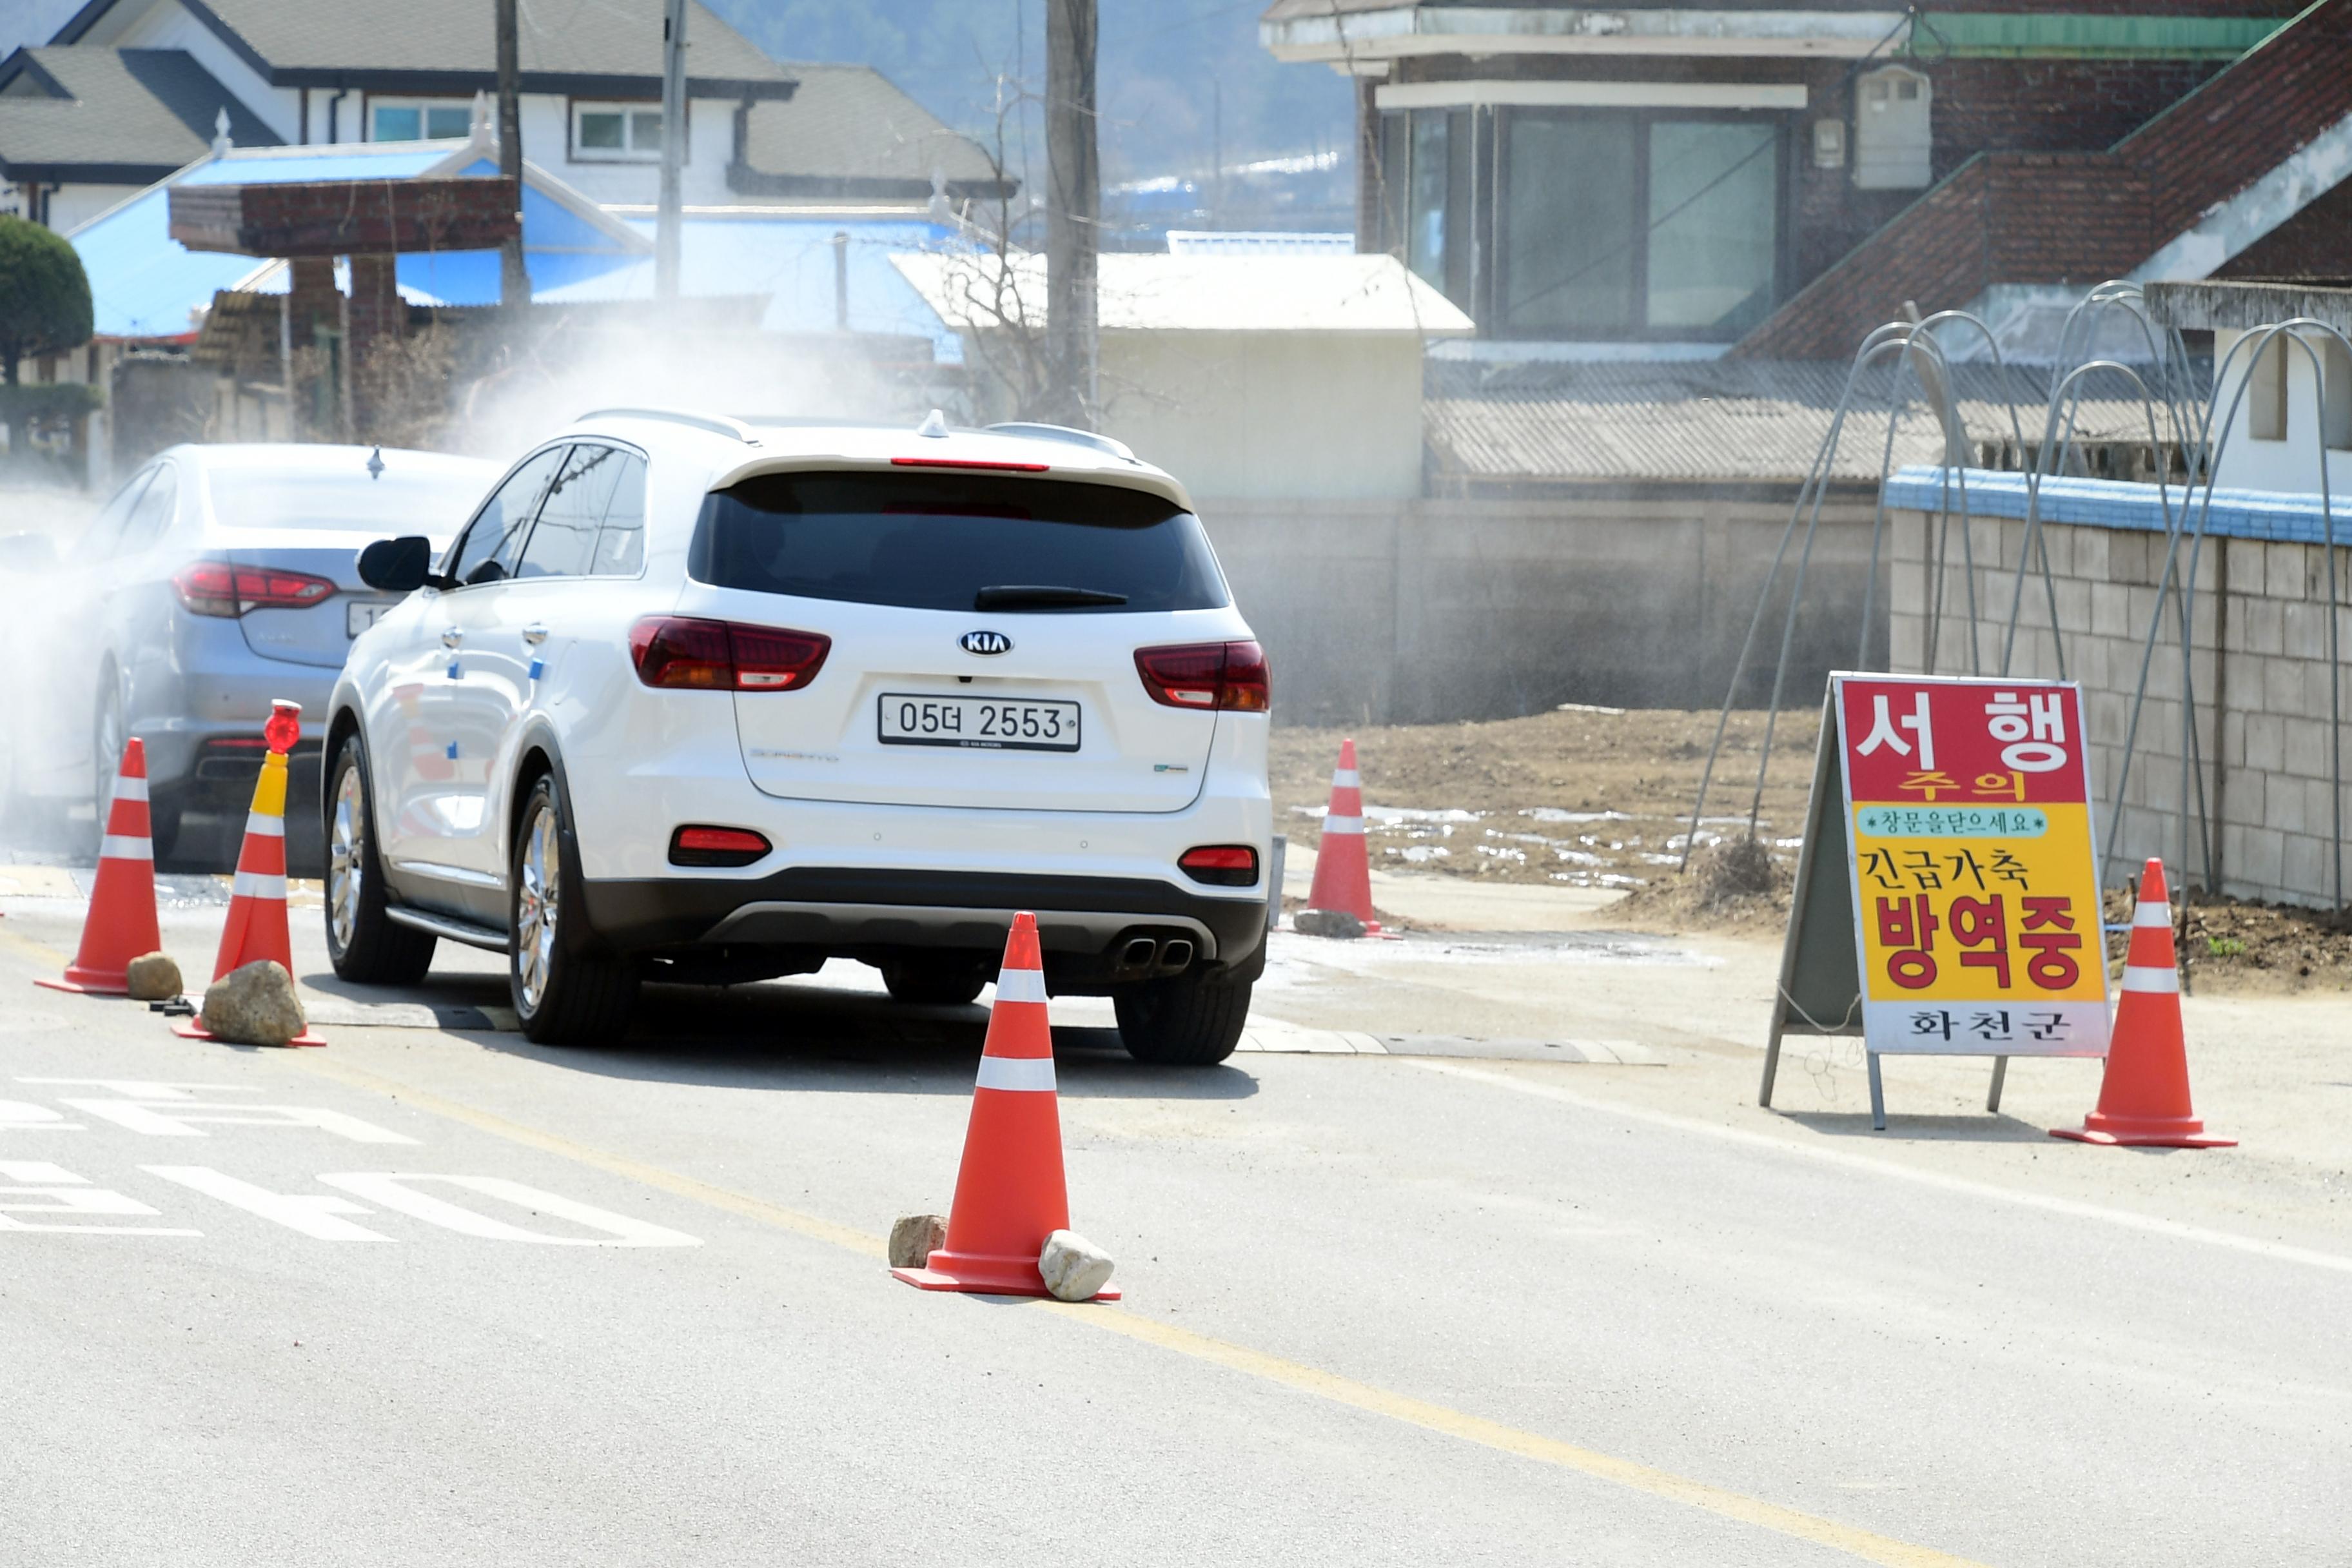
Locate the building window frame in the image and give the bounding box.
[569,99,680,163]
[1487,106,1790,344]
[366,97,474,143]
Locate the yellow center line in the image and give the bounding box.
[4,925,1985,1565]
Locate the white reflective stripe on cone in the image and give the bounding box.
[994,967,1048,1004]
[974,1055,1057,1093]
[97,834,152,862]
[231,872,288,901]
[112,775,150,802]
[244,813,286,839]
[2132,899,2171,928]
[1331,769,1360,787]
[1323,814,1365,834]
[2121,965,2180,994]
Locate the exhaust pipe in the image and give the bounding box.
[1160,937,1195,970]
[1121,936,1159,968]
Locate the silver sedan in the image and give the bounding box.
[2,442,500,860]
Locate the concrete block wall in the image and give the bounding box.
[1890,504,2352,907]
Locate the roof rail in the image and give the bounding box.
[573,408,760,444]
[984,422,1135,462]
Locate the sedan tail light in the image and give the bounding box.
[172,560,337,618]
[629,616,831,692]
[1135,640,1269,713]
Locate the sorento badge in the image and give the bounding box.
[960,631,1012,655]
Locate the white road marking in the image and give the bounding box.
[0,1100,82,1130]
[0,1162,200,1236]
[318,1174,703,1247]
[62,1101,418,1144]
[1404,1059,2352,1278]
[20,1079,264,1099]
[143,1167,392,1242]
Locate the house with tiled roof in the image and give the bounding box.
[1,0,1006,233]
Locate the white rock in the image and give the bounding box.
[1039,1229,1115,1301]
[888,1213,947,1269]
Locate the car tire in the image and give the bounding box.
[1113,973,1251,1066]
[324,734,437,985]
[148,789,183,863]
[510,773,638,1046]
[881,955,988,1006]
[90,677,124,856]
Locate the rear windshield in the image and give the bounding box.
[207,467,491,534]
[689,471,1230,613]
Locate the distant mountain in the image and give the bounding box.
[703,0,1353,227]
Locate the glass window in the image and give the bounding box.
[1646,121,1779,333]
[204,462,490,534]
[1406,112,1449,295]
[518,445,625,580]
[1502,116,1638,335]
[426,104,470,137]
[117,463,177,554]
[371,105,420,142]
[71,467,153,564]
[449,446,567,588]
[592,454,647,576]
[629,111,664,153]
[690,472,1230,613]
[577,111,625,151]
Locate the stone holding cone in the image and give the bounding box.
[177,700,324,1047]
[2051,859,2233,1149]
[37,736,162,996]
[892,912,1118,1300]
[1302,738,1393,937]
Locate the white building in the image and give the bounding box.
[1,0,1006,231]
[2146,282,2352,500]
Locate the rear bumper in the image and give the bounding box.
[578,867,1268,990]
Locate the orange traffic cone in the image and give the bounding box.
[177,701,322,1046]
[36,738,162,996]
[2052,859,2232,1148]
[892,912,1119,1300]
[1304,738,1392,936]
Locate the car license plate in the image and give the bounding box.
[346,600,395,637]
[878,693,1081,752]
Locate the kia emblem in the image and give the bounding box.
[961,630,1012,656]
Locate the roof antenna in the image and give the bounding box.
[366,446,386,481]
[211,106,232,156]
[916,409,950,439]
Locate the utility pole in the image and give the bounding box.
[1044,0,1098,426]
[496,0,529,306]
[656,0,687,301]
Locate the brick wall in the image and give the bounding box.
[1736,0,2352,359]
[1888,500,2352,908]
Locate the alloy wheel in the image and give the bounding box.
[515,801,560,1011]
[328,763,364,952]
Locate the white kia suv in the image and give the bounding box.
[323,411,1271,1062]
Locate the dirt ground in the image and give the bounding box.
[1271,706,2352,985]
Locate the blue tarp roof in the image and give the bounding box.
[534,216,962,359]
[72,142,645,339]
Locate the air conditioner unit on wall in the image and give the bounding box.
[1854,65,1932,190]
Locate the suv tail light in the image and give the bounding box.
[1135,640,1269,712]
[1179,845,1259,886]
[172,560,337,617]
[669,825,773,867]
[629,617,831,692]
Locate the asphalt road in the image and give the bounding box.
[0,894,2345,1566]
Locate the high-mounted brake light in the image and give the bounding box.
[629,616,831,692]
[172,560,337,618]
[1134,640,1269,714]
[1178,845,1259,887]
[889,456,1051,473]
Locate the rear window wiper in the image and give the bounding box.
[973,584,1130,610]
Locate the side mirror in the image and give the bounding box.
[0,532,59,576]
[357,535,433,593]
